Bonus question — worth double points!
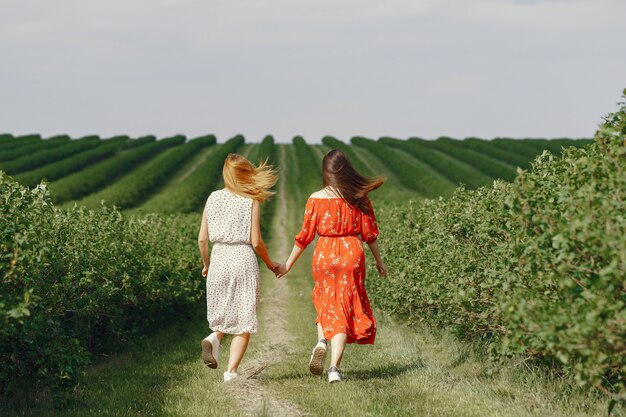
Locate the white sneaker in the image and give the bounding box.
[223,371,239,382]
[308,340,327,375]
[201,333,220,369]
[328,366,343,383]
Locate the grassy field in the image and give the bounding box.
[2,134,621,416]
[2,142,618,416]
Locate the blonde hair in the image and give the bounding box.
[222,153,277,202]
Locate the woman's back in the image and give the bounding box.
[295,188,378,247]
[205,188,253,244]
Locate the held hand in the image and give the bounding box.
[202,266,208,277]
[376,262,388,277]
[269,262,282,275]
[275,263,288,278]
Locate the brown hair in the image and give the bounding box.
[223,153,277,202]
[322,149,385,214]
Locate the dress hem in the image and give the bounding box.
[209,326,258,335]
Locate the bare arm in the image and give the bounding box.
[198,210,210,277]
[280,244,306,277]
[251,200,278,271]
[367,240,388,276]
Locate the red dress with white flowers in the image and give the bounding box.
[294,197,379,344]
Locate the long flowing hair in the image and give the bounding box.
[223,153,277,202]
[322,149,385,214]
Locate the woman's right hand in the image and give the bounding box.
[376,262,388,277]
[276,262,290,279]
[202,266,209,277]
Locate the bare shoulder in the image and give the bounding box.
[309,189,327,199]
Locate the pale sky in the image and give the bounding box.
[1,0,625,143]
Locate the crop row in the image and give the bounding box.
[255,135,278,237]
[0,136,101,175]
[77,136,216,210]
[416,138,517,181]
[1,172,202,405]
[0,135,70,162]
[368,129,625,396]
[352,137,455,198]
[380,137,493,189]
[0,134,41,153]
[292,136,323,201]
[139,135,244,213]
[460,138,532,168]
[49,136,182,204]
[13,136,152,188]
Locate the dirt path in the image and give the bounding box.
[224,146,305,417]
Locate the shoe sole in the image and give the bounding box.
[309,346,326,375]
[201,339,217,369]
[328,374,342,383]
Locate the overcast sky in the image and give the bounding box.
[1,0,625,143]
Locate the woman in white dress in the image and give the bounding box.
[197,153,282,382]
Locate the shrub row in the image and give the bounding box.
[0,136,101,175]
[77,136,216,210]
[380,137,493,189]
[0,134,41,153]
[49,135,182,204]
[352,136,454,198]
[369,128,625,396]
[419,137,517,181]
[543,139,594,155]
[489,138,551,159]
[0,135,67,162]
[255,135,278,237]
[292,136,323,197]
[140,135,244,213]
[0,173,202,406]
[13,136,135,187]
[461,137,532,168]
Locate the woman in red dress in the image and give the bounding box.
[280,149,388,383]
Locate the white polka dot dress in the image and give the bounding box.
[204,188,260,334]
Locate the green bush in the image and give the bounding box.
[77,135,216,210]
[352,136,454,197]
[380,137,493,189]
[49,135,181,204]
[501,135,625,392]
[0,136,101,175]
[369,94,625,396]
[0,173,202,406]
